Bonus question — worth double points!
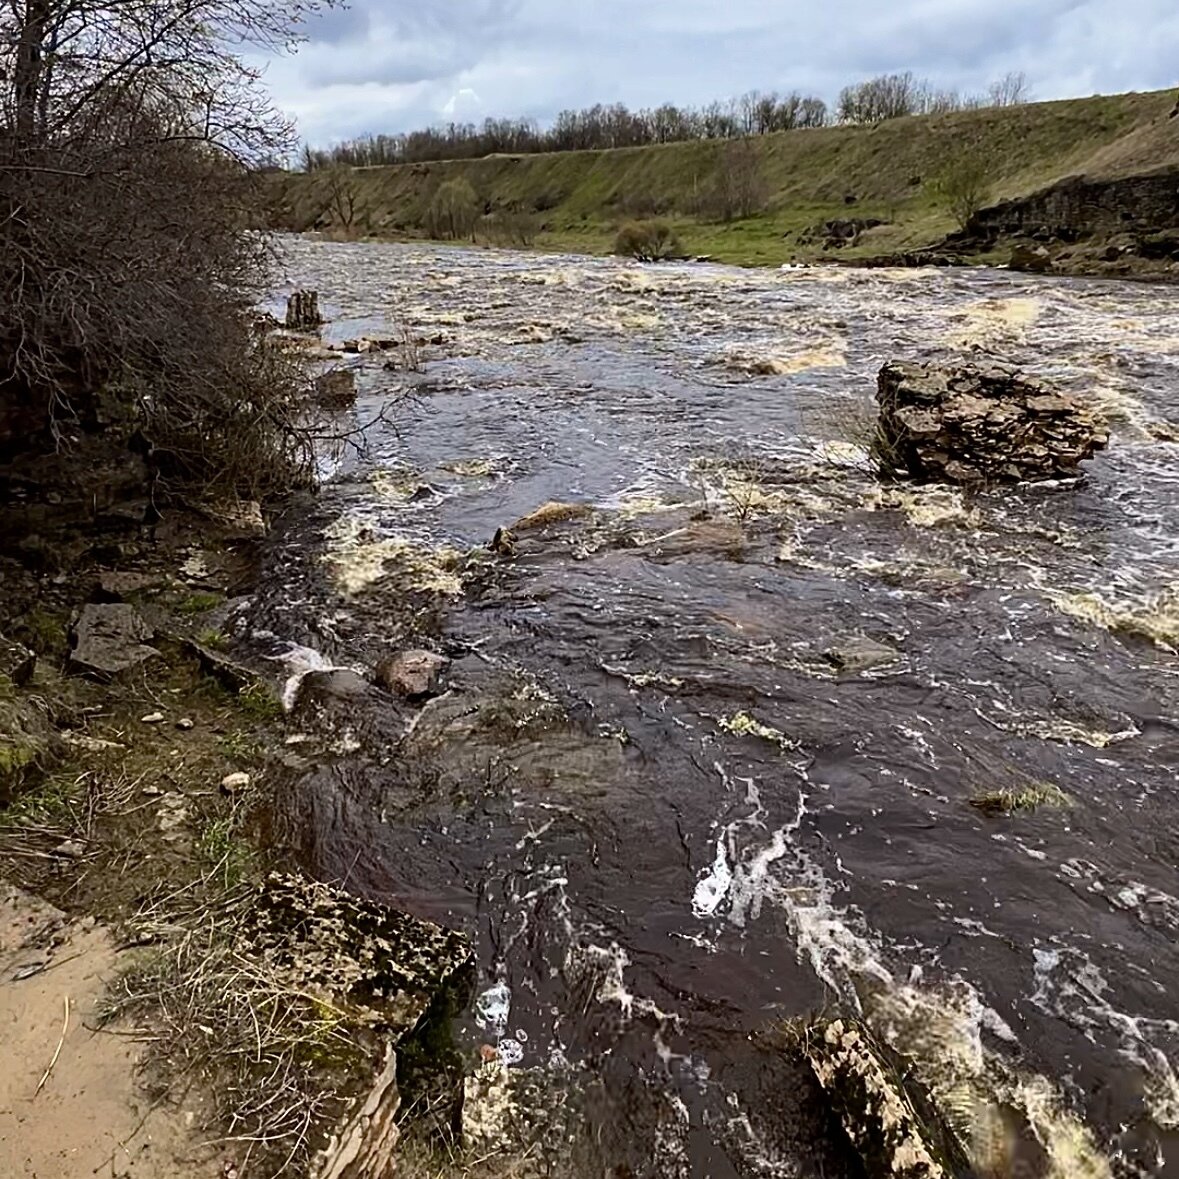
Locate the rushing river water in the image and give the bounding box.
[258,239,1179,1177]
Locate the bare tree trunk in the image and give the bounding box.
[14,0,50,146]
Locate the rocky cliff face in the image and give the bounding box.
[968,168,1179,240]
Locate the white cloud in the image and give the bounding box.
[442,88,483,117]
[263,0,1179,144]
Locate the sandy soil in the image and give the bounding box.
[0,883,219,1179]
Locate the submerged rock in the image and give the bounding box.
[875,361,1108,484]
[314,369,357,408]
[69,603,159,678]
[374,650,449,699]
[513,501,594,531]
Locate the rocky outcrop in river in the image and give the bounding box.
[876,360,1108,484]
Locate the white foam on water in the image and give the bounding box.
[690,765,1123,1174]
[475,981,513,1035]
[692,840,732,918]
[1032,945,1179,1131]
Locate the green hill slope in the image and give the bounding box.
[269,88,1179,267]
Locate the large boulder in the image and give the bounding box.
[875,361,1108,484]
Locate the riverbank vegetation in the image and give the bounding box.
[0,0,324,499]
[270,87,1179,270]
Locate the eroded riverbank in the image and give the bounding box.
[256,240,1179,1176]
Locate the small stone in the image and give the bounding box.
[0,636,36,688]
[220,771,251,794]
[141,711,165,724]
[824,636,901,675]
[176,717,195,731]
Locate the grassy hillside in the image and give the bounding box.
[269,89,1179,267]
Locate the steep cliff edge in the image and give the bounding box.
[268,88,1179,273]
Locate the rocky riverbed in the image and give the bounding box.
[255,241,1179,1175]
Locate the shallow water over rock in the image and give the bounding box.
[257,240,1179,1176]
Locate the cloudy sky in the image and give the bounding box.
[260,0,1179,147]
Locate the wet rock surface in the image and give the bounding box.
[314,368,357,407]
[876,360,1109,484]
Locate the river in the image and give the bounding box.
[257,239,1179,1178]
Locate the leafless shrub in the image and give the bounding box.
[805,396,900,477]
[387,317,425,373]
[932,147,993,230]
[0,0,329,496]
[427,177,480,240]
[614,219,683,261]
[480,207,539,247]
[695,136,770,222]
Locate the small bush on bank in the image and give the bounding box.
[481,208,539,247]
[614,220,684,261]
[931,147,993,230]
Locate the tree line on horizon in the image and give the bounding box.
[301,70,1030,170]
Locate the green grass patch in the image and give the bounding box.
[195,627,228,650]
[176,592,223,615]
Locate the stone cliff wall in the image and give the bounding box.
[968,168,1179,239]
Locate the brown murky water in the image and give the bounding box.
[255,240,1179,1177]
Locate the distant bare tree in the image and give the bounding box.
[697,136,770,222]
[324,165,357,229]
[988,71,1032,107]
[838,72,922,123]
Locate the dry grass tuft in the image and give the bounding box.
[101,877,364,1178]
[969,781,1070,817]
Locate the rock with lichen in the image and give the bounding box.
[875,360,1107,484]
[242,874,472,1179]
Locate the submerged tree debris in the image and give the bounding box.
[793,1018,959,1179]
